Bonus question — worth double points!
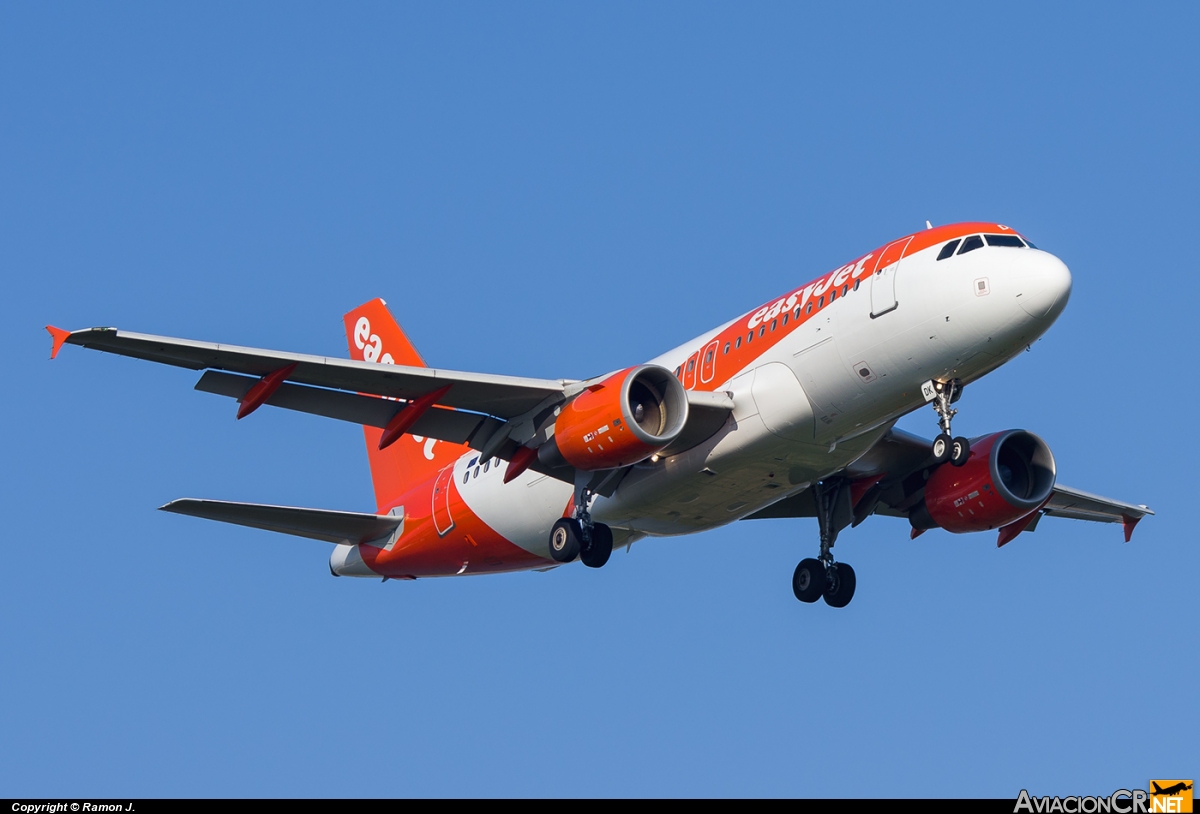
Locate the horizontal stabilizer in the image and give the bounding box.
[160,498,403,545]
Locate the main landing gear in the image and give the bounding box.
[925,378,971,467]
[792,479,857,608]
[548,485,613,568]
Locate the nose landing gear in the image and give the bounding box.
[791,479,858,608]
[923,378,971,466]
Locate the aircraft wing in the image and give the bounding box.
[160,498,403,545]
[1041,484,1154,526]
[53,326,568,418]
[50,325,736,493]
[745,427,1153,540]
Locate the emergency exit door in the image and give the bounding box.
[870,236,912,318]
[432,465,455,536]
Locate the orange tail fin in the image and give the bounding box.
[342,299,469,512]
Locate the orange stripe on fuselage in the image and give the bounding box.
[359,465,549,578]
[680,222,1023,392]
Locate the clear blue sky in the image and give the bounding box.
[2,2,1195,798]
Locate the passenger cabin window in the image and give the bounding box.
[957,235,984,255]
[937,239,961,260]
[723,342,730,354]
[735,336,742,349]
[687,358,695,372]
[985,234,1025,248]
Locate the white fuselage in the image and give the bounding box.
[452,236,1072,559]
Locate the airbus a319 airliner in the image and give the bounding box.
[48,221,1152,608]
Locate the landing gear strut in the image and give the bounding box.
[925,378,971,467]
[792,479,857,608]
[548,484,613,568]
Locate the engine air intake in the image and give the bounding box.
[548,365,688,471]
[913,429,1056,533]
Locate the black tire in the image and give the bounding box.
[823,562,856,608]
[931,433,952,463]
[950,436,971,467]
[792,558,827,603]
[549,518,581,563]
[580,523,613,569]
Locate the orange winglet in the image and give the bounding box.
[46,326,71,360]
[237,364,298,420]
[503,445,538,484]
[378,384,453,450]
[1121,514,1141,543]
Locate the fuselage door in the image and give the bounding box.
[683,351,700,390]
[432,464,456,536]
[870,236,913,318]
[699,340,719,385]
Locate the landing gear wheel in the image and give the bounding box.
[792,558,827,603]
[549,518,581,563]
[932,433,952,464]
[950,436,971,467]
[580,523,613,569]
[823,562,856,608]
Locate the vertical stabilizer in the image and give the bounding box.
[342,299,469,512]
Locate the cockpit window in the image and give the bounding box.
[937,240,961,260]
[957,235,984,255]
[985,234,1025,248]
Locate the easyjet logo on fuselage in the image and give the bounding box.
[746,253,874,330]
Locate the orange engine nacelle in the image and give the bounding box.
[912,430,1057,533]
[547,365,689,471]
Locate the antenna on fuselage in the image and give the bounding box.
[926,220,934,230]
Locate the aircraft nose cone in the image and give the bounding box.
[1019,252,1072,322]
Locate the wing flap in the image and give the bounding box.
[160,498,403,545]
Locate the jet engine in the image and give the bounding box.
[542,364,688,471]
[910,430,1056,533]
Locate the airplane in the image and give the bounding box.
[1152,783,1193,797]
[47,221,1154,608]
